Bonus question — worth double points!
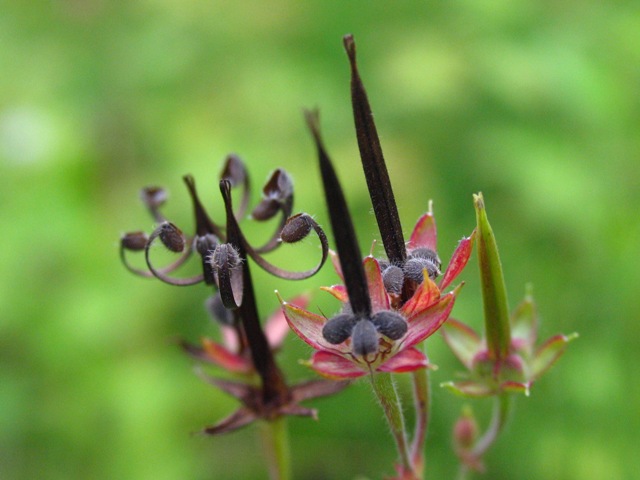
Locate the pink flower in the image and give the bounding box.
[281,211,475,380]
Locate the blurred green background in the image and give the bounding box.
[2,1,639,479]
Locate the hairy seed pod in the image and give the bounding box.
[372,310,408,340]
[352,319,379,356]
[280,214,313,243]
[195,233,219,256]
[322,313,357,344]
[382,265,404,294]
[209,244,241,271]
[403,257,427,283]
[121,231,148,251]
[411,247,441,272]
[158,223,185,252]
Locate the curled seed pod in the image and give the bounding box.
[159,222,185,252]
[382,265,404,294]
[140,186,167,208]
[251,198,280,221]
[209,243,241,271]
[121,231,148,251]
[263,168,294,199]
[280,213,313,243]
[322,313,358,344]
[371,310,408,340]
[219,153,247,187]
[352,319,379,356]
[205,293,235,326]
[195,233,219,256]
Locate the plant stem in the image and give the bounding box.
[472,393,512,458]
[259,418,291,480]
[369,371,416,477]
[454,395,511,480]
[410,366,430,475]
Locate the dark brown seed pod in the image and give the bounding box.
[251,198,280,221]
[140,186,167,209]
[195,233,219,256]
[209,243,241,271]
[280,214,313,243]
[121,231,149,251]
[158,222,185,252]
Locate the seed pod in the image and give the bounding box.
[403,257,427,283]
[372,310,408,340]
[195,233,219,256]
[209,243,241,271]
[352,319,379,356]
[382,265,404,294]
[205,293,235,326]
[121,231,148,251]
[219,153,247,187]
[280,214,313,243]
[411,247,441,269]
[251,198,280,221]
[322,313,357,344]
[158,223,185,252]
[263,168,293,200]
[140,186,167,208]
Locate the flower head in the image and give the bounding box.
[281,211,473,380]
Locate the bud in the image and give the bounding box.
[158,222,185,252]
[280,214,313,243]
[121,231,148,251]
[474,192,511,360]
[453,406,479,451]
[371,310,407,340]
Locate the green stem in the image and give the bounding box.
[456,464,471,480]
[410,365,430,475]
[454,395,511,480]
[259,417,291,480]
[472,394,512,458]
[369,372,416,477]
